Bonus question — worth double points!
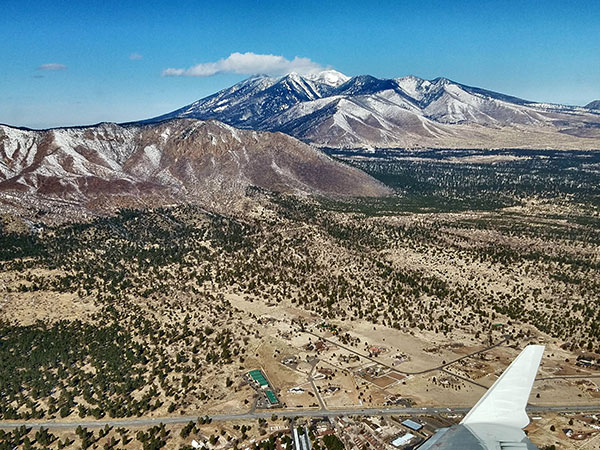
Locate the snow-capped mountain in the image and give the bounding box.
[146,70,350,130]
[0,119,390,214]
[143,71,600,149]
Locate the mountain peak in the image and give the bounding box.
[248,73,271,79]
[304,70,350,87]
[334,75,397,96]
[431,76,452,86]
[585,100,600,110]
[282,72,303,80]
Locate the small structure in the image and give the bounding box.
[324,386,339,395]
[392,433,415,447]
[369,346,387,355]
[576,355,599,369]
[311,418,334,436]
[401,419,423,431]
[318,322,339,336]
[293,426,313,450]
[289,387,305,394]
[384,395,412,407]
[282,356,298,366]
[314,341,328,352]
[577,359,593,368]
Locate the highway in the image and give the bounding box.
[2,329,598,431]
[1,404,599,430]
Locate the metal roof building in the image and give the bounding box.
[401,419,423,431]
[392,433,415,447]
[293,426,312,450]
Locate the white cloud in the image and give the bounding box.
[129,53,143,60]
[38,63,67,71]
[162,52,325,77]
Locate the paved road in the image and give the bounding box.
[536,374,600,381]
[2,405,600,430]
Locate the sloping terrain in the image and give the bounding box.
[0,118,390,212]
[1,150,599,423]
[586,100,600,110]
[144,71,600,149]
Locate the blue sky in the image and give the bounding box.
[2,0,599,128]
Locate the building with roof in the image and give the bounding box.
[392,433,415,448]
[293,426,312,450]
[401,419,423,431]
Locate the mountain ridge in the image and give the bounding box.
[141,71,600,149]
[0,118,391,217]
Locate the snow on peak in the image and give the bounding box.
[394,76,457,102]
[284,72,303,81]
[305,70,350,87]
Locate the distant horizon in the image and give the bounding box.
[2,0,598,129]
[2,70,599,131]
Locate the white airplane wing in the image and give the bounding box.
[461,345,545,429]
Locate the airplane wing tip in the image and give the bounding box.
[461,344,545,429]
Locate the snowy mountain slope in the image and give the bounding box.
[142,71,600,149]
[0,119,390,210]
[145,70,349,129]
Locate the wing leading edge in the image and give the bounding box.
[461,345,545,429]
[418,345,545,449]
